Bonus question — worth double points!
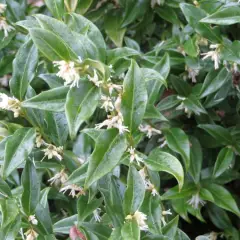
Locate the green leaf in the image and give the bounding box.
[76,0,93,14]
[66,13,106,61]
[162,215,179,239]
[2,128,36,179]
[0,177,12,198]
[142,68,166,86]
[0,199,19,228]
[189,136,202,184]
[21,160,40,215]
[65,81,99,139]
[22,86,69,112]
[205,183,240,216]
[9,39,38,100]
[183,37,199,58]
[85,129,127,188]
[121,0,149,27]
[45,0,64,19]
[156,6,181,25]
[183,94,207,115]
[213,147,234,178]
[100,177,125,227]
[0,216,21,240]
[104,11,126,47]
[121,60,148,133]
[29,28,73,61]
[121,218,140,240]
[144,105,168,122]
[164,128,190,170]
[200,68,231,99]
[38,74,64,89]
[80,223,111,239]
[145,149,184,190]
[123,166,145,215]
[77,195,102,222]
[198,124,233,145]
[53,215,77,234]
[154,53,170,81]
[201,6,240,25]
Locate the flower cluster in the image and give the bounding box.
[125,211,148,231]
[139,124,162,138]
[60,184,85,198]
[0,4,14,38]
[0,93,21,117]
[42,144,63,161]
[202,44,221,70]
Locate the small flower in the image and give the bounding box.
[42,144,63,161]
[139,124,162,138]
[0,17,14,38]
[161,209,172,226]
[24,229,38,240]
[0,4,7,14]
[95,112,129,134]
[176,102,192,118]
[100,95,114,112]
[151,0,161,8]
[139,168,147,180]
[28,215,38,225]
[0,93,21,117]
[185,66,199,83]
[36,133,43,148]
[107,82,122,95]
[201,44,221,70]
[187,193,206,209]
[48,169,68,185]
[127,146,143,165]
[53,60,80,88]
[145,180,158,196]
[126,211,148,231]
[0,75,9,87]
[93,208,102,222]
[60,184,85,198]
[88,69,103,87]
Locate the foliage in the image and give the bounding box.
[0,0,240,239]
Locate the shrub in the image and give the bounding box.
[0,0,240,239]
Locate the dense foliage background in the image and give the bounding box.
[0,0,240,239]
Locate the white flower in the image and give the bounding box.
[201,44,221,70]
[42,144,63,161]
[145,180,158,196]
[24,229,38,240]
[161,209,172,226]
[187,193,206,209]
[151,0,161,8]
[28,215,38,225]
[60,184,85,198]
[107,82,122,95]
[159,140,167,148]
[186,66,199,83]
[127,146,143,165]
[93,208,102,222]
[95,112,129,134]
[0,4,7,14]
[139,124,162,138]
[0,75,9,87]
[126,211,148,231]
[0,17,14,38]
[100,95,114,112]
[176,102,192,118]
[53,60,80,88]
[88,69,103,87]
[36,133,43,148]
[48,169,68,185]
[0,93,21,117]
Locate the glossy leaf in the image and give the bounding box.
[121,218,140,240]
[45,0,64,19]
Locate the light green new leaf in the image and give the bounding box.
[85,129,127,188]
[2,128,36,179]
[201,6,240,25]
[123,166,145,215]
[145,149,184,190]
[121,60,148,133]
[29,28,73,61]
[22,86,69,112]
[121,218,140,240]
[10,39,38,101]
[164,128,190,170]
[21,160,40,215]
[205,183,240,216]
[198,124,233,145]
[45,0,64,20]
[65,81,100,139]
[213,147,234,178]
